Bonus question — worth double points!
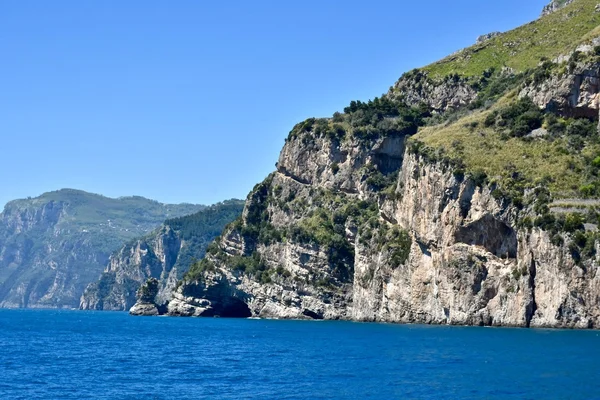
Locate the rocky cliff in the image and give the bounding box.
[0,189,204,308]
[81,200,244,311]
[159,0,600,329]
[541,0,575,16]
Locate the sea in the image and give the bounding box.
[1,309,599,399]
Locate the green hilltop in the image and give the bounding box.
[422,0,600,78]
[395,0,600,201]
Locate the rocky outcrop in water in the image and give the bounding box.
[129,278,165,316]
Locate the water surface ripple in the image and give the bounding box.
[1,309,599,399]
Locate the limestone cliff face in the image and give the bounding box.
[167,134,383,319]
[166,51,600,328]
[520,57,600,121]
[81,200,244,311]
[387,70,477,112]
[277,130,405,196]
[355,152,600,328]
[170,142,600,328]
[79,226,182,311]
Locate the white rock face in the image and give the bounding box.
[541,0,574,17]
[80,226,183,311]
[277,132,405,196]
[520,60,600,120]
[170,136,600,328]
[129,302,159,316]
[387,71,477,112]
[353,152,600,328]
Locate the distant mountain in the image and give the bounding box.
[0,189,204,308]
[80,199,245,311]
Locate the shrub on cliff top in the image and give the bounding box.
[489,97,544,137]
[185,258,216,281]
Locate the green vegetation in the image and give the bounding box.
[36,189,203,244]
[82,200,244,309]
[231,175,287,247]
[467,68,527,109]
[360,221,412,266]
[185,258,217,280]
[0,189,206,308]
[137,278,160,302]
[164,200,244,269]
[363,165,399,192]
[484,97,543,137]
[186,247,272,284]
[529,208,599,264]
[289,208,355,281]
[186,179,412,287]
[95,273,117,299]
[287,96,431,146]
[421,0,600,78]
[413,86,600,200]
[287,118,347,143]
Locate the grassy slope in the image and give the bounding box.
[422,0,600,78]
[411,0,600,199]
[415,93,599,198]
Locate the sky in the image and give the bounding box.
[0,0,549,208]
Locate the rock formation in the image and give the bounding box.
[541,0,575,16]
[80,200,244,311]
[476,32,501,45]
[129,278,164,316]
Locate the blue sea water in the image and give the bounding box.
[1,310,600,399]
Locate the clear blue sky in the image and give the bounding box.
[0,0,548,208]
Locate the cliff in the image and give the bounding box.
[81,200,244,311]
[541,0,575,16]
[0,189,203,309]
[157,0,600,328]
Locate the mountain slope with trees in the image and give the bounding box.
[80,200,244,311]
[0,189,204,308]
[144,0,600,329]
